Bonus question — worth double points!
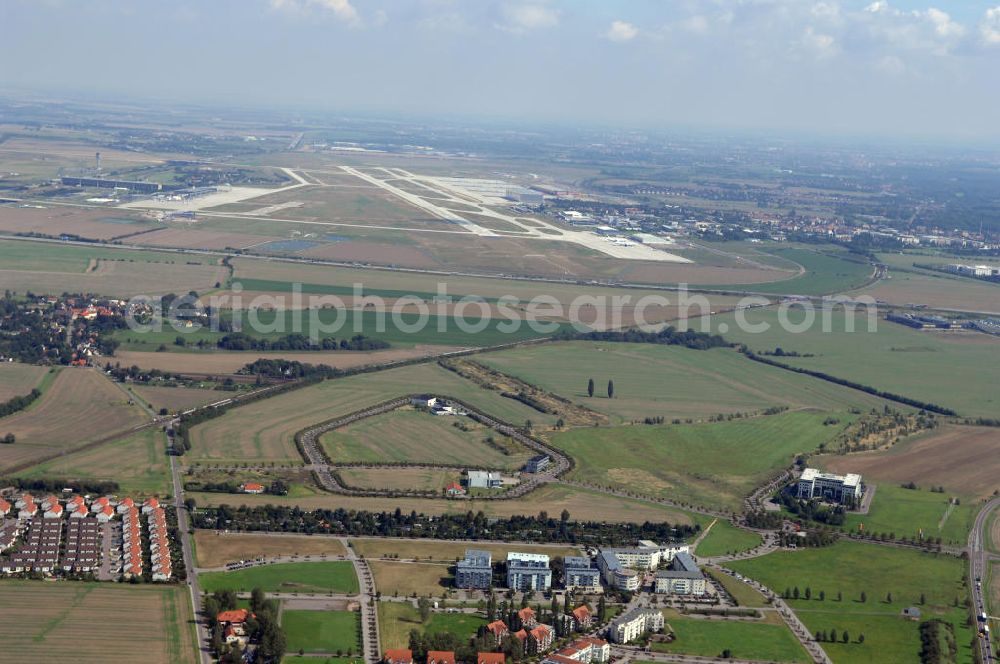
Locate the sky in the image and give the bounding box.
[3,0,1000,139]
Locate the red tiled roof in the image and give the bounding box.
[478,653,506,664]
[572,606,592,622]
[242,482,265,491]
[384,649,413,664]
[217,609,251,624]
[530,625,551,640]
[518,607,535,622]
[427,651,456,664]
[512,629,528,642]
[486,620,508,637]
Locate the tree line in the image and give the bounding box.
[216,332,388,352]
[557,325,729,350]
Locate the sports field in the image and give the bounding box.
[193,532,347,568]
[0,362,47,401]
[553,410,850,511]
[728,541,974,664]
[378,602,486,649]
[190,482,702,526]
[694,519,763,558]
[821,425,1000,501]
[715,308,1000,419]
[283,610,361,655]
[15,427,171,496]
[0,368,148,471]
[322,409,529,470]
[478,342,885,423]
[652,609,809,662]
[0,581,197,664]
[187,362,557,465]
[197,561,360,594]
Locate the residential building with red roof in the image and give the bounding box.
[43,503,64,519]
[427,651,456,664]
[0,498,10,516]
[478,653,506,664]
[240,482,265,494]
[486,619,509,641]
[384,649,414,664]
[542,637,610,664]
[217,609,252,625]
[529,625,554,652]
[512,629,528,644]
[571,605,593,629]
[518,607,537,628]
[445,482,465,496]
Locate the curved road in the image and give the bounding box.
[970,497,1000,663]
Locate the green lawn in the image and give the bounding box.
[704,568,768,608]
[197,561,359,594]
[699,246,874,296]
[552,410,852,511]
[837,484,975,547]
[728,541,975,664]
[695,519,763,558]
[651,610,809,662]
[378,602,486,649]
[283,610,360,654]
[712,308,1000,419]
[478,342,885,423]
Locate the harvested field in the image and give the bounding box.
[190,483,701,526]
[0,205,160,240]
[130,384,232,413]
[187,363,557,464]
[194,531,347,568]
[0,581,197,664]
[821,425,1000,500]
[337,467,462,492]
[349,538,582,561]
[0,368,148,472]
[368,561,453,596]
[16,427,171,497]
[134,227,272,250]
[111,345,452,375]
[0,362,47,400]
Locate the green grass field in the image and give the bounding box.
[552,410,852,511]
[836,484,975,546]
[283,610,361,654]
[694,245,874,295]
[478,342,886,423]
[651,610,809,662]
[712,308,1000,419]
[321,409,529,470]
[0,362,48,401]
[695,519,763,558]
[197,561,359,594]
[728,541,974,664]
[704,569,769,608]
[378,602,486,649]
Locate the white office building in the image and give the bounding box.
[797,468,863,504]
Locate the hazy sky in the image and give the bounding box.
[3,0,1000,138]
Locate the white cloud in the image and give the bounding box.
[606,20,638,42]
[802,26,838,58]
[496,3,559,33]
[981,6,1000,45]
[269,0,360,26]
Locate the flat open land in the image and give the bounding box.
[349,538,582,561]
[368,561,454,596]
[652,608,809,662]
[283,609,361,655]
[198,561,359,594]
[695,246,874,296]
[379,602,486,649]
[337,467,462,492]
[728,541,974,664]
[0,204,161,240]
[187,363,557,464]
[130,384,230,413]
[16,427,171,497]
[553,411,852,511]
[478,342,886,423]
[0,581,197,664]
[112,345,450,376]
[694,519,763,558]
[321,409,529,470]
[821,425,1000,500]
[0,368,148,471]
[129,227,272,251]
[716,309,1000,419]
[829,484,975,546]
[190,483,701,526]
[194,531,347,568]
[858,263,1000,314]
[0,362,47,400]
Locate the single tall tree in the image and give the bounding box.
[607,379,614,399]
[587,378,595,398]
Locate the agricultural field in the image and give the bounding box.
[337,467,463,493]
[283,610,361,655]
[714,308,1000,419]
[190,482,702,526]
[0,362,47,401]
[368,561,454,596]
[552,410,853,511]
[0,581,197,664]
[829,483,974,546]
[378,602,486,649]
[187,362,558,465]
[695,245,875,296]
[652,608,809,662]
[130,384,230,413]
[321,409,530,470]
[821,425,1000,501]
[193,532,347,569]
[349,539,582,561]
[478,342,886,423]
[857,256,1000,314]
[728,541,974,664]
[198,561,359,594]
[694,519,763,558]
[0,368,148,472]
[15,427,171,497]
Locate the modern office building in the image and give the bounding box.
[455,549,493,589]
[507,552,552,591]
[525,454,551,474]
[797,468,863,504]
[596,543,689,590]
[654,552,707,596]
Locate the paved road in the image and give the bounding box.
[343,541,382,664]
[171,453,214,664]
[970,497,1000,663]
